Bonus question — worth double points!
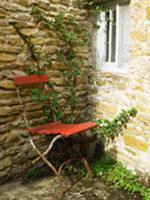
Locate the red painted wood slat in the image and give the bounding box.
[61,122,97,137]
[28,122,97,137]
[14,75,49,86]
[28,122,63,135]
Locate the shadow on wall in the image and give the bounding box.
[103,139,150,188]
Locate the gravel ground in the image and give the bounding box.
[0,175,141,200]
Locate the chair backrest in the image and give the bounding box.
[14,75,49,86]
[13,74,50,129]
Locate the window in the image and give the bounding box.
[96,3,130,72]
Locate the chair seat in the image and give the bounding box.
[28,121,97,137]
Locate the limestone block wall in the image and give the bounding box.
[88,0,150,178]
[0,0,89,182]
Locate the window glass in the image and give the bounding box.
[111,9,116,62]
[105,11,110,62]
[104,9,116,63]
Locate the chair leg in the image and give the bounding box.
[80,157,92,175]
[34,147,62,192]
[58,157,91,176]
[61,139,92,175]
[28,134,63,192]
[31,135,62,165]
[58,158,76,176]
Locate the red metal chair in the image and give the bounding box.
[14,74,97,191]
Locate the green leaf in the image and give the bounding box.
[32,88,41,101]
[54,13,65,31]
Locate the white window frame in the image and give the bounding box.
[96,3,130,73]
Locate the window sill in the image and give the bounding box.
[98,67,128,77]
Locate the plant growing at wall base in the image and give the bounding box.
[94,107,137,139]
[91,155,150,200]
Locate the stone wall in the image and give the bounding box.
[1,0,150,183]
[88,0,150,179]
[0,0,89,182]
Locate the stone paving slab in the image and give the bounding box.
[0,176,140,200]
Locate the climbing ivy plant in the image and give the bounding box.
[84,0,104,16]
[11,3,88,124]
[30,5,87,123]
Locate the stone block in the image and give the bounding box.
[0,8,6,18]
[137,114,150,125]
[136,103,150,114]
[21,28,38,36]
[146,7,150,20]
[18,0,31,6]
[0,152,5,159]
[125,147,137,156]
[0,80,15,89]
[49,77,64,85]
[0,157,12,170]
[126,126,142,136]
[0,132,20,144]
[124,134,148,152]
[98,102,117,114]
[0,53,16,62]
[131,31,147,42]
[0,106,20,116]
[31,38,56,45]
[60,0,71,6]
[1,45,23,54]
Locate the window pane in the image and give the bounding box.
[111,9,116,62]
[104,9,116,63]
[105,11,110,62]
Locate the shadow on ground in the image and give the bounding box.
[0,175,141,200]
